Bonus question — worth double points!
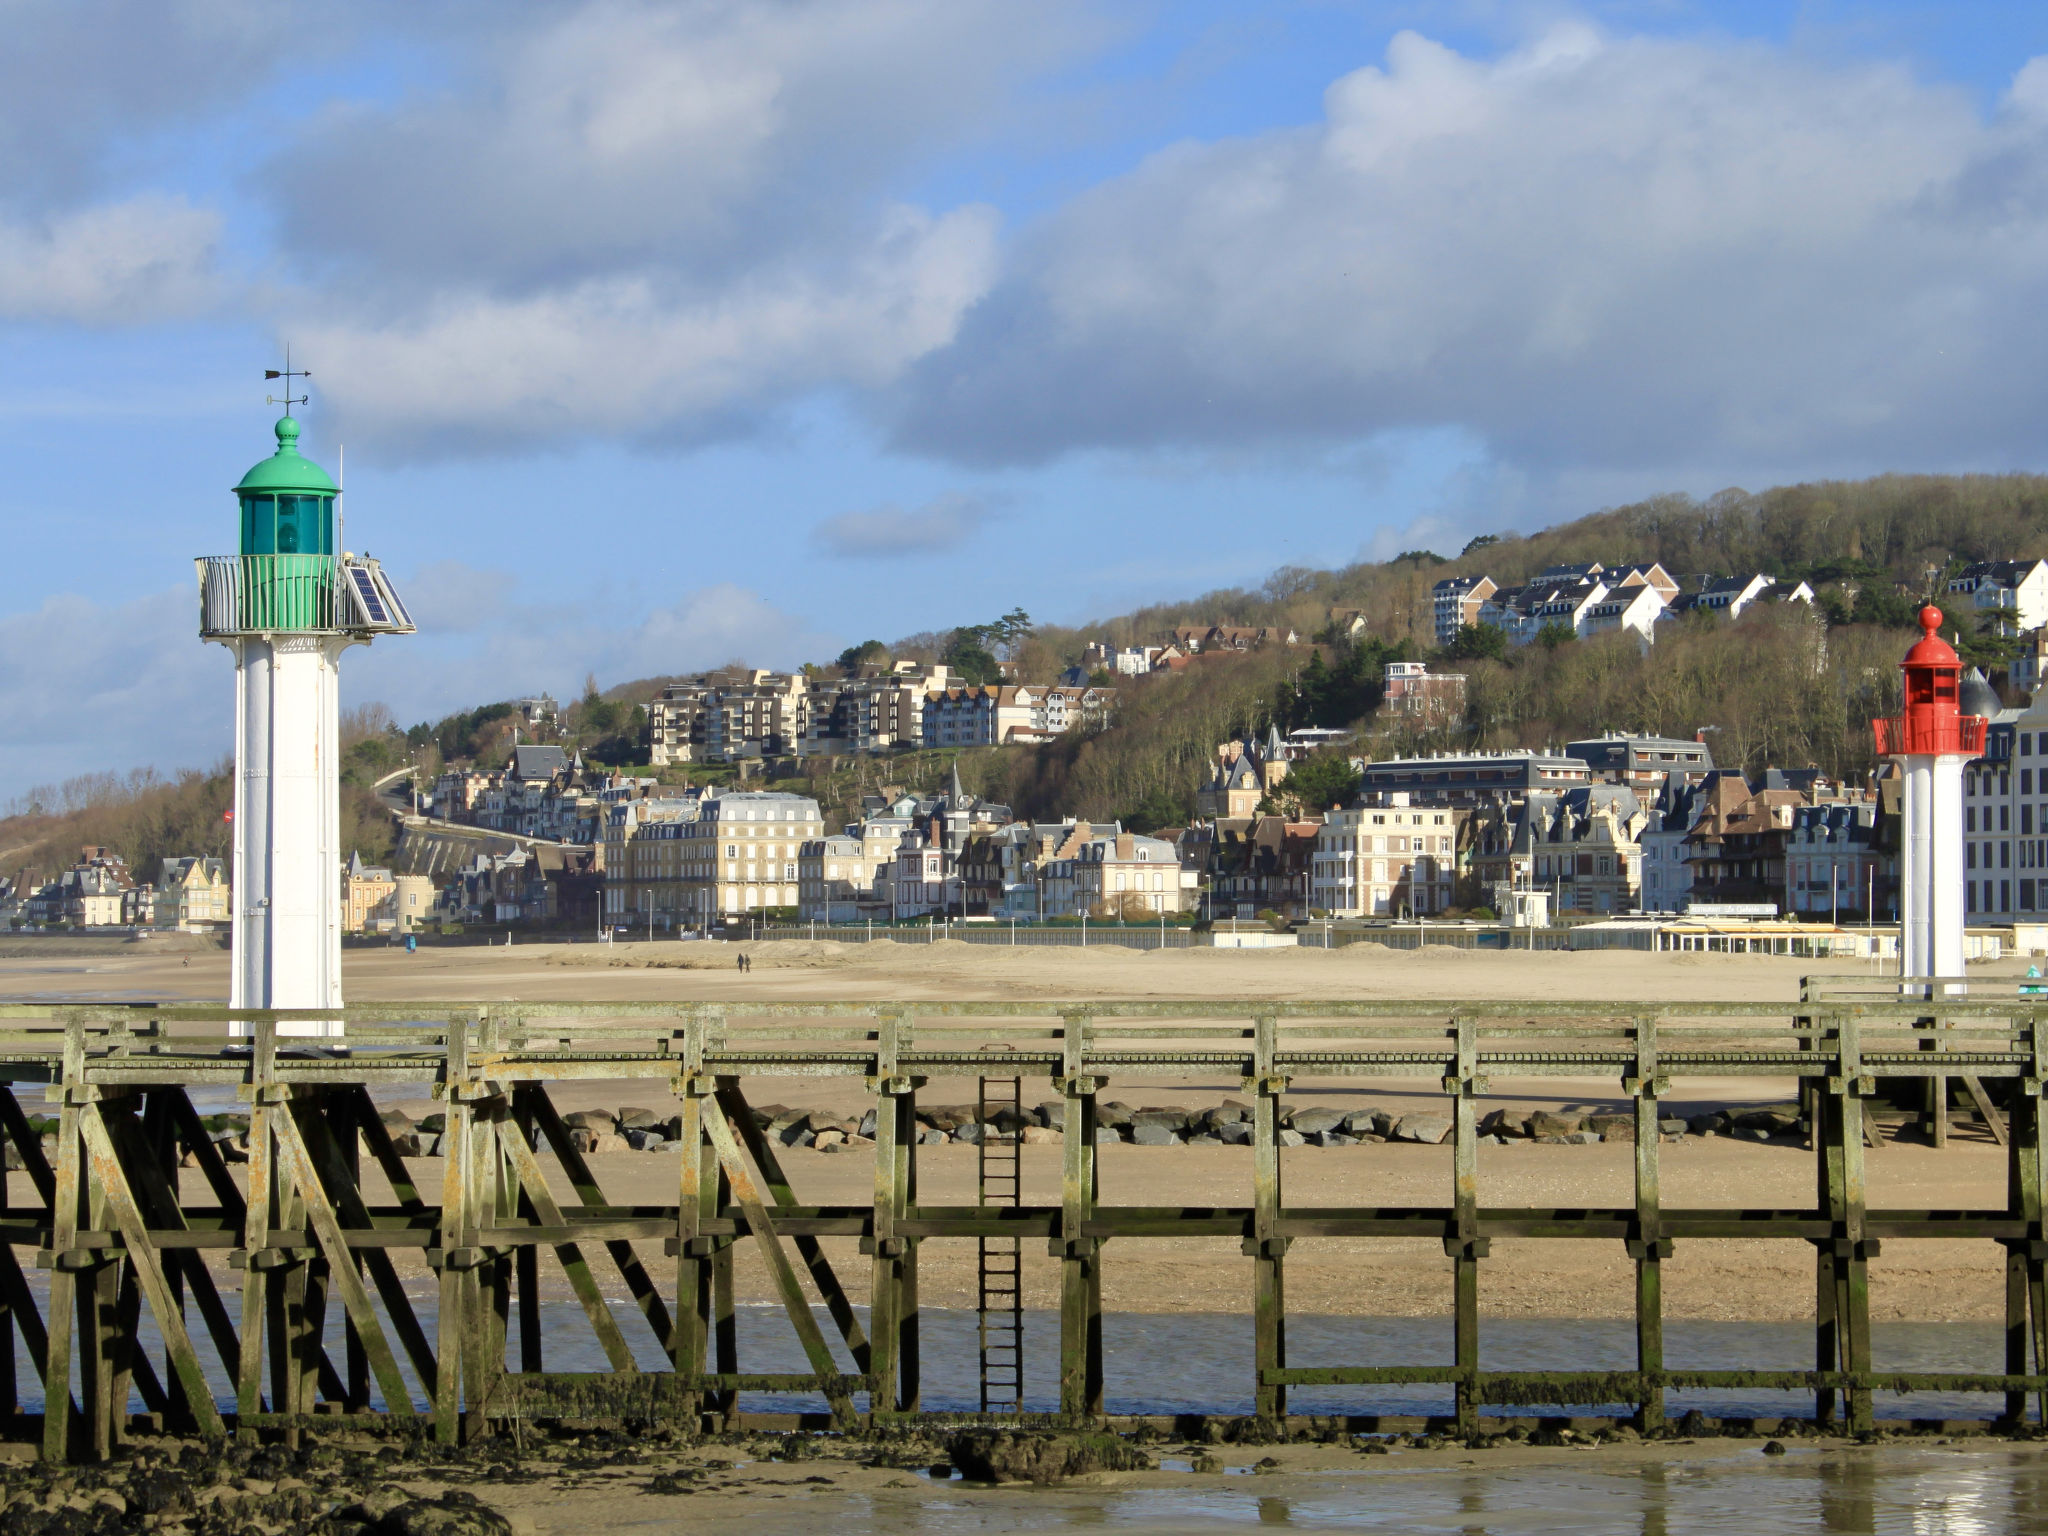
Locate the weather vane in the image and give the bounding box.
[265,344,310,411]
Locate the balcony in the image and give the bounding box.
[197,554,415,638]
[1872,714,1988,757]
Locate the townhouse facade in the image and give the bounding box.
[1310,797,1465,918]
[1382,661,1466,723]
[1041,830,1190,919]
[1948,559,2048,637]
[1471,785,1646,916]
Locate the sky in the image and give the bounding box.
[6,0,2048,797]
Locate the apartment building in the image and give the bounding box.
[1431,575,1496,645]
[648,669,809,764]
[798,819,902,922]
[1472,784,1646,916]
[921,684,1116,748]
[1382,661,1466,723]
[1359,751,1592,804]
[1580,582,1669,644]
[671,792,824,921]
[1565,735,1716,792]
[342,851,397,932]
[601,792,706,928]
[1041,830,1189,918]
[1783,799,1888,921]
[803,663,950,756]
[1665,573,1815,622]
[1310,797,1465,917]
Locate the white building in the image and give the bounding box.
[1948,559,2048,638]
[1309,798,1462,917]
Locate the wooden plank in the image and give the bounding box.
[76,1106,223,1437]
[699,1097,856,1425]
[527,1089,676,1356]
[0,1085,55,1206]
[1962,1075,2009,1147]
[235,1098,275,1443]
[269,1102,419,1419]
[42,1087,82,1462]
[492,1114,636,1373]
[717,1081,871,1372]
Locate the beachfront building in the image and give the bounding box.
[1310,797,1465,918]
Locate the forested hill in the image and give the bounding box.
[1081,474,2048,656]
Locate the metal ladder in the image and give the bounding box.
[977,1073,1024,1414]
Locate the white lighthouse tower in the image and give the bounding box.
[1874,605,1987,995]
[199,380,413,1035]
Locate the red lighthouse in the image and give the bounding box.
[1874,606,1987,988]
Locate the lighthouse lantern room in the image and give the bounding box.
[199,392,413,1035]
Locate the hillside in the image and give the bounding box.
[17,472,2030,883]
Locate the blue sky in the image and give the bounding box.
[5,0,2048,795]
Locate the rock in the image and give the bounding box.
[379,1109,415,1130]
[988,1107,1030,1133]
[1212,1099,1252,1123]
[1528,1110,1582,1137]
[1732,1125,1771,1143]
[1689,1112,1729,1136]
[1277,1128,1307,1147]
[1393,1115,1452,1144]
[1036,1101,1067,1129]
[568,1127,599,1154]
[1732,1105,1803,1136]
[1021,1126,1059,1144]
[561,1110,612,1133]
[784,1128,816,1148]
[947,1430,1150,1484]
[752,1103,792,1128]
[813,1130,846,1149]
[621,1128,666,1151]
[616,1107,659,1130]
[1347,1109,1392,1137]
[858,1109,879,1138]
[1216,1121,1254,1145]
[1357,1132,1388,1143]
[1585,1113,1634,1139]
[842,1134,873,1147]
[769,1109,811,1137]
[1131,1121,1182,1146]
[1762,1440,1786,1456]
[1478,1108,1528,1138]
[370,1489,514,1535]
[1290,1108,1345,1135]
[1133,1107,1191,1132]
[920,1127,949,1145]
[1185,1133,1225,1146]
[1658,1118,1688,1137]
[805,1110,847,1134]
[586,1133,629,1155]
[1313,1131,1360,1147]
[389,1132,425,1157]
[955,1122,987,1145]
[1096,1102,1136,1130]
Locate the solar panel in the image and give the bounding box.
[372,567,413,629]
[348,565,390,624]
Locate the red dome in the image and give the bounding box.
[1902,604,1959,670]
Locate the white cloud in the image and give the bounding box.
[0,197,221,324]
[298,203,998,453]
[890,26,2048,487]
[812,491,991,558]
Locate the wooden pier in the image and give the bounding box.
[3,981,2046,1460]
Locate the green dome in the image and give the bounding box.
[234,416,338,495]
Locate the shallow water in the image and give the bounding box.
[21,1299,2032,1425]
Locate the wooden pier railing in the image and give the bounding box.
[1,985,2044,1459]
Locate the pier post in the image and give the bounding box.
[866,1012,921,1418]
[1447,1014,1485,1439]
[1628,1016,1668,1434]
[1058,1011,1103,1420]
[1251,1013,1288,1427]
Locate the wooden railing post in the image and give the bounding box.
[1055,1011,1102,1421]
[1627,1015,1669,1435]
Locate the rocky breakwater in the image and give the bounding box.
[359,1098,1813,1155]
